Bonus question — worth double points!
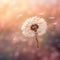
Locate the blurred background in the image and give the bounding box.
[0,0,60,60]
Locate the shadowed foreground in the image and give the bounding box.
[0,28,60,60]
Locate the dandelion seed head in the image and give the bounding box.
[21,16,47,37]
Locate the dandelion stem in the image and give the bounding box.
[35,32,39,48]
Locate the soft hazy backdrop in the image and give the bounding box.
[0,0,60,60]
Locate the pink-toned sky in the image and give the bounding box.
[0,0,60,32]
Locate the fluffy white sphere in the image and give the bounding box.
[21,16,47,37]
